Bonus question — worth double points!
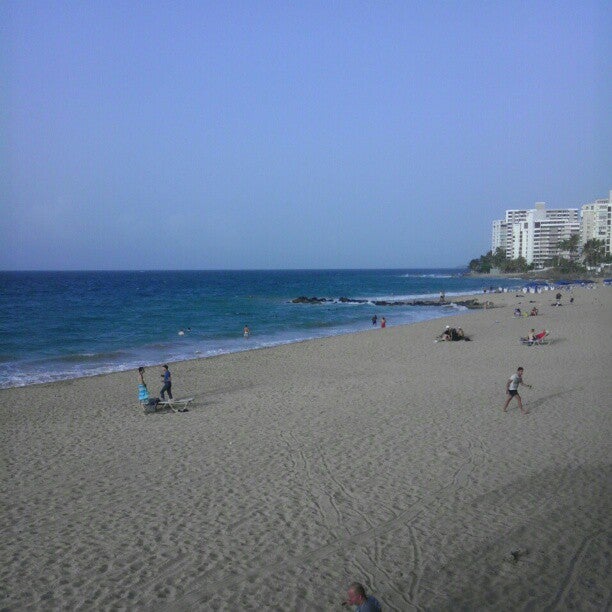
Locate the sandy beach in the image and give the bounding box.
[1,285,610,611]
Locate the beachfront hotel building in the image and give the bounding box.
[491,203,580,267]
[491,210,529,260]
[580,190,612,256]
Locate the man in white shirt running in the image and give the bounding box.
[502,366,532,414]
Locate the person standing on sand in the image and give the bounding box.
[138,366,148,401]
[502,367,532,414]
[160,364,172,400]
[342,582,381,611]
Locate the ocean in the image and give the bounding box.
[0,269,522,389]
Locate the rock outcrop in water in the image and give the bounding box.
[291,296,490,309]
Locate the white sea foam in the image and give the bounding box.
[351,289,485,302]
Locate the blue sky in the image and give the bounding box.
[1,1,610,270]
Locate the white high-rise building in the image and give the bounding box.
[580,191,611,256]
[505,208,531,260]
[492,203,580,267]
[524,205,580,265]
[491,210,529,259]
[491,220,507,253]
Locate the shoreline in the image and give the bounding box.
[6,270,581,392]
[2,285,610,609]
[1,290,506,391]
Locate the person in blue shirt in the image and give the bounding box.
[160,364,173,400]
[343,582,381,611]
[138,366,148,401]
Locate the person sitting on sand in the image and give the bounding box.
[456,327,465,339]
[438,325,452,341]
[514,307,522,317]
[502,366,532,414]
[527,328,536,342]
[530,306,538,316]
[342,582,381,611]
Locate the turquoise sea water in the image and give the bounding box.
[0,269,522,388]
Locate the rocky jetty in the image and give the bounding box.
[291,296,490,309]
[291,296,333,304]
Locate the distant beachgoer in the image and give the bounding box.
[514,308,521,317]
[178,329,185,336]
[530,306,538,316]
[138,366,148,401]
[243,325,250,338]
[439,325,452,341]
[528,328,536,342]
[342,582,381,611]
[160,364,173,400]
[456,327,465,339]
[502,367,531,414]
[381,317,386,328]
[440,291,445,303]
[570,296,574,304]
[372,315,377,326]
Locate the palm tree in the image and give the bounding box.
[582,238,607,267]
[557,234,580,260]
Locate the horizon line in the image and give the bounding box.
[0,266,470,273]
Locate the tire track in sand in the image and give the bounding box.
[160,431,488,608]
[543,530,606,612]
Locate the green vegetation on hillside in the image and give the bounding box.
[468,248,532,273]
[469,238,610,274]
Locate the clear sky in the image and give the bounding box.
[1,1,610,270]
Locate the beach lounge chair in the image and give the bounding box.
[138,385,193,413]
[139,384,159,413]
[156,397,194,413]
